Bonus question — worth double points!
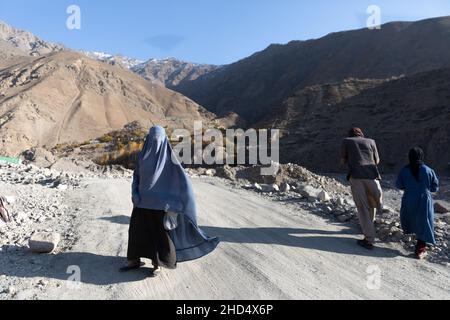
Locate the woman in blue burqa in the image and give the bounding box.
[120,126,219,275]
[396,147,439,260]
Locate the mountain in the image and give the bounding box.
[132,58,219,88]
[0,38,24,62]
[174,16,450,123]
[81,51,219,88]
[81,51,144,70]
[259,71,450,173]
[0,51,214,157]
[0,20,63,57]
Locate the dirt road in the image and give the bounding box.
[3,177,450,300]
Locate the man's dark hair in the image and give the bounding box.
[348,127,364,138]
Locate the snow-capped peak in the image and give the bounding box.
[81,50,144,69]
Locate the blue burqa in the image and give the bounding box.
[396,165,439,244]
[131,126,219,262]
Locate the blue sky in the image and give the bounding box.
[1,0,450,65]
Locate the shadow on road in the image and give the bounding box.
[202,226,402,258]
[0,248,151,285]
[99,215,130,225]
[100,215,401,258]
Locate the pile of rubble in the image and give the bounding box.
[0,183,77,254]
[0,163,82,190]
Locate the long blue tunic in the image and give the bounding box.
[132,126,219,262]
[396,165,439,244]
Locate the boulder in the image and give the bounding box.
[271,184,280,192]
[344,198,356,207]
[336,213,352,222]
[57,184,68,191]
[3,196,16,205]
[235,165,279,184]
[215,166,235,181]
[253,183,263,191]
[14,212,29,223]
[298,185,322,199]
[280,182,291,192]
[29,232,61,253]
[335,198,345,206]
[390,226,403,239]
[261,184,279,193]
[377,227,391,240]
[434,201,450,214]
[441,214,450,224]
[382,206,397,214]
[318,191,331,202]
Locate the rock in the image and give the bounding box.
[298,185,322,199]
[261,184,279,193]
[318,191,331,202]
[23,177,35,185]
[377,227,391,240]
[57,184,68,191]
[344,198,355,207]
[390,227,403,240]
[22,149,37,162]
[333,208,346,216]
[253,183,262,191]
[336,198,345,206]
[435,201,450,214]
[215,166,235,181]
[14,212,29,223]
[280,182,290,192]
[382,206,397,214]
[403,235,414,243]
[337,214,352,222]
[29,232,61,253]
[36,279,47,288]
[204,169,215,177]
[325,206,333,214]
[7,286,16,296]
[3,195,16,204]
[441,214,450,224]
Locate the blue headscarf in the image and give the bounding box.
[132,126,219,262]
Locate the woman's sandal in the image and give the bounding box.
[119,261,145,272]
[149,267,161,278]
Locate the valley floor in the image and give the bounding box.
[1,176,449,300]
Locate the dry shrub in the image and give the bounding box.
[95,141,144,169]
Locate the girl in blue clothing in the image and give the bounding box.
[396,147,439,260]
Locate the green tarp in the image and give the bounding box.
[0,156,22,165]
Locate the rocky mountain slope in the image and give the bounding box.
[132,58,219,88]
[80,51,219,88]
[81,51,143,70]
[0,51,214,157]
[259,69,450,173]
[175,16,450,123]
[0,20,63,58]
